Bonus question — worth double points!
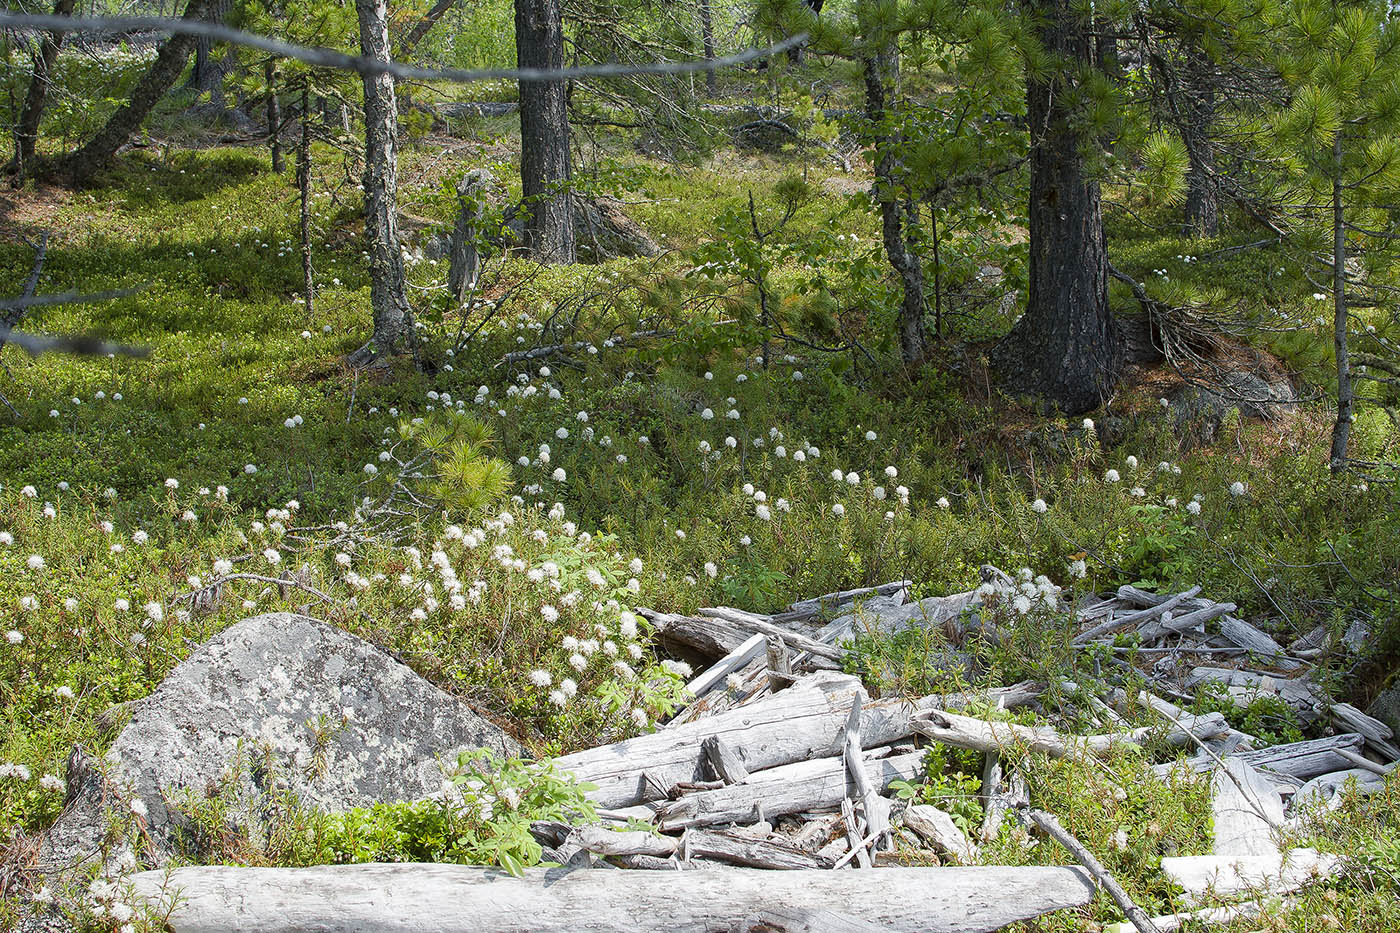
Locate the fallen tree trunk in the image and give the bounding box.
[127,862,1098,932]
[655,750,925,830]
[910,707,1228,760]
[1155,733,1366,781]
[557,673,1040,809]
[1160,848,1339,905]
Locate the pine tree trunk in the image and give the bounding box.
[1182,69,1218,237]
[699,0,717,97]
[266,61,284,173]
[59,0,220,185]
[400,0,459,57]
[861,1,927,367]
[299,83,314,317]
[352,0,413,362]
[1330,135,1352,472]
[12,0,75,174]
[991,0,1120,414]
[515,0,576,264]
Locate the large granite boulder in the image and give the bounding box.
[38,613,518,872]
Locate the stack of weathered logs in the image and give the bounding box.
[126,574,1395,933]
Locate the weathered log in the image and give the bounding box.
[684,829,836,870]
[557,672,1042,809]
[902,804,976,862]
[702,735,749,784]
[1183,667,1325,717]
[698,606,847,660]
[1155,733,1366,781]
[127,862,1100,933]
[1135,602,1236,643]
[978,751,1027,844]
[1160,848,1339,905]
[766,634,794,691]
[639,607,750,660]
[1104,899,1278,933]
[843,696,890,853]
[781,580,911,620]
[1211,759,1283,857]
[684,633,767,701]
[910,707,1227,760]
[1074,586,1202,644]
[1329,702,1400,761]
[446,168,491,302]
[1019,808,1160,933]
[1138,691,1256,751]
[1116,587,1299,669]
[656,751,926,830]
[1293,767,1388,811]
[1214,616,1300,670]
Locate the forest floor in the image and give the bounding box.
[1,92,1399,930]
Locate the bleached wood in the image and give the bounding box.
[1182,667,1324,717]
[1155,733,1365,781]
[558,673,1043,809]
[1215,616,1300,670]
[682,829,836,869]
[1210,759,1283,857]
[702,735,749,784]
[1103,899,1278,933]
[843,696,889,854]
[910,707,1228,760]
[1136,602,1235,643]
[656,751,926,830]
[1329,702,1400,761]
[782,581,911,618]
[766,633,794,691]
[639,608,750,659]
[1138,691,1256,751]
[698,606,847,660]
[684,633,767,701]
[1160,848,1339,905]
[1292,767,1388,811]
[127,862,1100,933]
[1019,808,1161,933]
[1116,587,1299,669]
[902,804,976,863]
[1075,586,1202,644]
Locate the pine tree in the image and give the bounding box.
[1269,0,1400,470]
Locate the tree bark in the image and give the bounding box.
[515,0,576,263]
[12,0,75,175]
[58,0,221,185]
[991,0,1120,414]
[298,82,314,316]
[1183,77,1219,237]
[1330,133,1352,471]
[860,0,927,367]
[400,0,459,57]
[698,0,717,97]
[352,0,414,362]
[266,61,284,173]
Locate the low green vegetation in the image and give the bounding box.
[2,27,1400,930]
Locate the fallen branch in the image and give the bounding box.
[1018,808,1162,933]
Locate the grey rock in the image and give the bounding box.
[503,195,661,263]
[1367,683,1400,739]
[38,613,517,873]
[1170,372,1298,445]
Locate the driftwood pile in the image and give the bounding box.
[126,573,1395,933]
